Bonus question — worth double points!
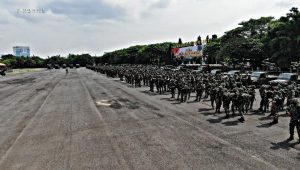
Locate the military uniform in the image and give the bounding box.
[237,92,245,122]
[195,82,204,102]
[215,87,223,113]
[210,85,217,108]
[249,86,256,110]
[223,91,231,118]
[259,86,268,112]
[287,99,300,143]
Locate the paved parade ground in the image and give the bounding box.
[0,68,299,170]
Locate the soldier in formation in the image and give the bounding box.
[87,64,300,125]
[286,98,300,143]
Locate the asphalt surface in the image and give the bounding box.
[0,68,299,170]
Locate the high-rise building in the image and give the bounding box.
[13,46,30,57]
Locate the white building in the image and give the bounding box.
[13,46,30,57]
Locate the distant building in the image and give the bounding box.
[13,46,30,57]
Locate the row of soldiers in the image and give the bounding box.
[87,64,300,142]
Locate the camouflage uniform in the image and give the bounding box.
[210,85,217,108]
[195,82,204,102]
[287,99,300,143]
[215,87,223,113]
[223,91,232,118]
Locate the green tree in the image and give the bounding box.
[265,7,300,68]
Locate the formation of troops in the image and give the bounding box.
[87,64,300,143]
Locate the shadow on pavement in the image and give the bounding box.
[141,90,159,96]
[171,101,182,105]
[207,117,224,124]
[250,110,266,116]
[222,119,240,126]
[140,90,170,96]
[256,122,273,128]
[160,97,174,101]
[198,108,215,116]
[258,116,272,121]
[270,140,298,150]
[110,102,123,109]
[187,100,199,104]
[198,108,213,112]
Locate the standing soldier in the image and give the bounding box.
[259,86,268,112]
[215,86,223,113]
[286,99,300,143]
[237,90,246,122]
[269,100,279,124]
[204,81,210,99]
[286,85,295,106]
[149,76,155,92]
[169,78,176,98]
[210,84,217,108]
[249,85,256,110]
[269,91,283,124]
[231,89,238,117]
[223,90,232,119]
[177,80,183,101]
[195,81,204,102]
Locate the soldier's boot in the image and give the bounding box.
[287,135,294,141]
[194,95,198,101]
[267,112,274,117]
[270,116,278,125]
[216,106,221,113]
[231,107,235,117]
[263,105,267,113]
[238,116,245,122]
[224,113,230,119]
[211,100,215,108]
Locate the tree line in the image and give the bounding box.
[99,42,175,65]
[0,54,95,68]
[203,7,300,69]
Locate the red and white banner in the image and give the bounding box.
[172,45,203,58]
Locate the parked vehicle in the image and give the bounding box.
[181,64,202,71]
[211,69,221,75]
[69,64,74,68]
[62,64,67,69]
[75,64,80,68]
[54,64,60,69]
[0,63,7,76]
[269,73,298,86]
[226,70,240,77]
[47,64,53,69]
[202,64,229,72]
[250,71,277,86]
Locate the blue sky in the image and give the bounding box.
[0,0,299,57]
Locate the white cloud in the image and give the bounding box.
[0,0,299,57]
